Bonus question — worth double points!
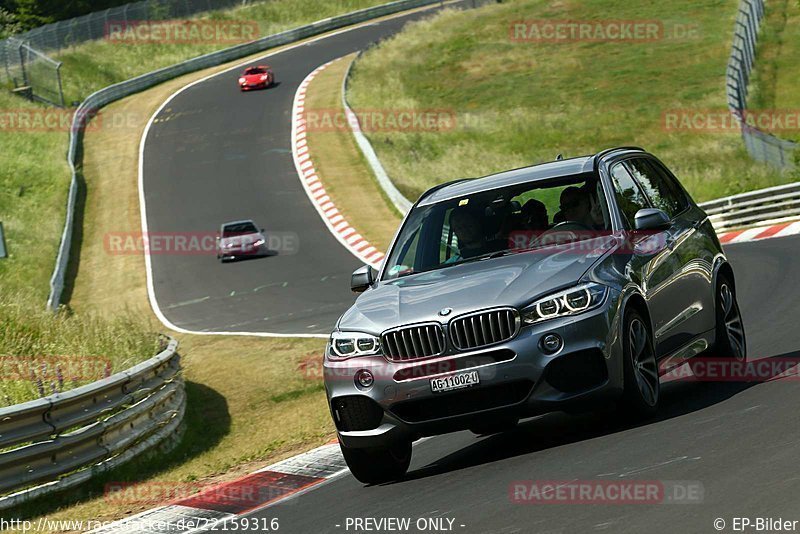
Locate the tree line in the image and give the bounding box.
[1,0,133,37]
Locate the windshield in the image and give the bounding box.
[222,222,258,236]
[382,173,612,280]
[244,67,266,75]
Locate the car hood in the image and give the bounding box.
[338,236,616,333]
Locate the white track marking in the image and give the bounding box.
[290,61,385,269]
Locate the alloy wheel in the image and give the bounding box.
[720,283,746,361]
[629,318,659,407]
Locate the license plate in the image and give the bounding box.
[430,370,480,393]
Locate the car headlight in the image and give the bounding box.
[252,239,265,247]
[522,283,608,324]
[239,77,246,84]
[327,331,382,360]
[223,242,235,248]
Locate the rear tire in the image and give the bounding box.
[339,439,411,485]
[621,308,660,417]
[711,275,747,361]
[688,275,747,379]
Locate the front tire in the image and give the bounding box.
[339,439,411,485]
[621,308,660,416]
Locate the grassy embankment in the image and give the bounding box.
[748,0,800,158]
[347,0,798,201]
[302,55,402,251]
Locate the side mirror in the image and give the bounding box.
[634,208,671,231]
[351,265,377,293]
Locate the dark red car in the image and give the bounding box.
[238,65,275,91]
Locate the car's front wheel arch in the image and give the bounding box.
[713,261,736,306]
[621,291,653,348]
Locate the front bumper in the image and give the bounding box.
[240,81,268,90]
[218,244,263,259]
[325,289,625,449]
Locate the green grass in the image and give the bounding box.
[56,0,394,105]
[748,0,800,143]
[348,0,796,202]
[0,291,159,405]
[0,92,71,301]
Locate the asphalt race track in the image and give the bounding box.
[142,8,464,335]
[248,236,800,532]
[142,4,800,532]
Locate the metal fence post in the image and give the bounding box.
[56,62,65,107]
[0,222,7,259]
[17,41,27,87]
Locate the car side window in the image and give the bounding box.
[627,158,688,219]
[609,163,650,229]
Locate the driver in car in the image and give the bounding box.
[558,187,604,229]
[446,206,491,263]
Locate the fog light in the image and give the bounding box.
[354,369,374,389]
[541,333,563,354]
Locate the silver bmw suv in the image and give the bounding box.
[324,147,745,484]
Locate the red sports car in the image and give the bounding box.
[238,65,275,91]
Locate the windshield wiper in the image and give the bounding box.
[451,249,514,266]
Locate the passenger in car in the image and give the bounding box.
[521,199,549,230]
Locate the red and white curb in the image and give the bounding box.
[717,219,800,245]
[291,61,385,269]
[92,442,346,532]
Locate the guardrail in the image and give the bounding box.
[0,338,183,510]
[46,0,447,311]
[725,0,798,169]
[340,0,497,216]
[699,182,800,231]
[342,50,412,216]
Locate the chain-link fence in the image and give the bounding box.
[1,38,64,106]
[19,42,64,106]
[0,0,260,106]
[726,0,797,169]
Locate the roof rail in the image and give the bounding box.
[592,146,645,171]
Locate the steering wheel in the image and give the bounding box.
[550,220,592,232]
[533,221,592,247]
